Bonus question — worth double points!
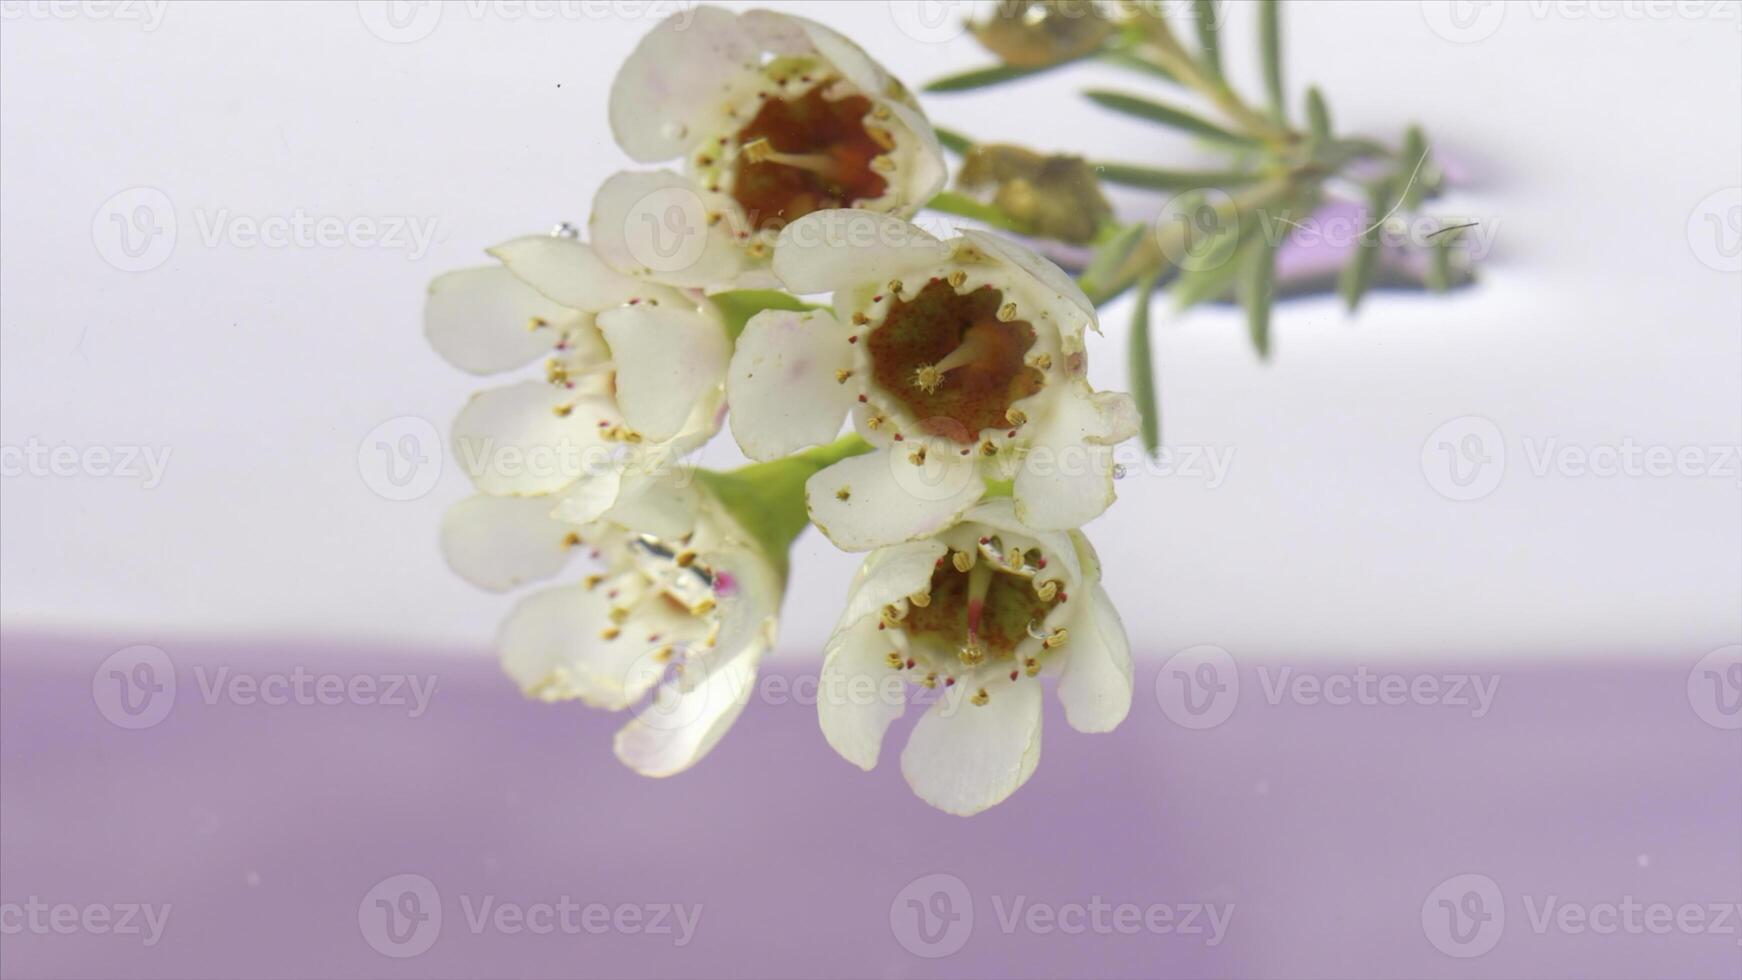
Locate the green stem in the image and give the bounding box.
[696,435,874,582]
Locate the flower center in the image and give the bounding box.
[867,280,1045,443]
[730,82,889,233]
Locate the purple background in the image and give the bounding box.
[2,632,1738,979]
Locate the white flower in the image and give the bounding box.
[440,472,781,777]
[816,499,1133,816]
[426,230,732,519]
[726,211,1138,550]
[593,6,947,288]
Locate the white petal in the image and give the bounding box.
[958,230,1097,339]
[486,235,660,312]
[1056,582,1134,733]
[607,6,756,162]
[1013,387,1138,531]
[738,9,812,55]
[439,494,576,592]
[701,543,782,665]
[901,679,1043,816]
[841,539,948,627]
[452,381,618,496]
[818,617,907,770]
[497,584,661,709]
[600,469,701,542]
[549,468,624,528]
[424,266,568,375]
[597,303,729,443]
[795,17,894,99]
[773,210,951,295]
[881,99,949,205]
[589,170,749,289]
[613,649,762,777]
[805,449,983,551]
[726,308,854,460]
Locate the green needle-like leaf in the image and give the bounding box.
[927,59,1081,93]
[1240,233,1279,359]
[933,126,974,156]
[1260,0,1285,121]
[1305,86,1332,142]
[1340,181,1392,312]
[1193,1,1222,78]
[1398,125,1430,209]
[1083,90,1254,145]
[1129,274,1162,456]
[1095,162,1263,191]
[924,190,1033,234]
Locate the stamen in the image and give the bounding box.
[970,688,990,707]
[907,590,932,608]
[1034,579,1059,602]
[738,137,847,180]
[885,651,904,669]
[909,323,999,394]
[951,549,976,573]
[1043,627,1069,650]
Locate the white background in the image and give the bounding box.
[1,0,1738,659]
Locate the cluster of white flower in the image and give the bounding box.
[426,7,1136,816]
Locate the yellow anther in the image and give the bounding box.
[947,269,967,288]
[1024,658,1041,677]
[952,549,976,573]
[1006,407,1028,426]
[561,531,582,549]
[997,302,1018,322]
[675,550,697,568]
[835,486,851,501]
[908,590,932,608]
[912,364,943,394]
[835,368,853,384]
[920,672,939,689]
[885,651,905,669]
[908,445,928,466]
[1043,627,1070,650]
[600,626,621,641]
[970,688,990,707]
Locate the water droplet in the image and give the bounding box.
[550,221,580,239]
[660,122,689,142]
[1112,463,1128,480]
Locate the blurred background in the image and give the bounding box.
[1,2,1738,978]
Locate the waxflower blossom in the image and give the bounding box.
[593,6,947,288]
[440,472,782,776]
[726,210,1138,550]
[426,230,732,518]
[816,499,1133,815]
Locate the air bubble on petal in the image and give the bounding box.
[660,122,690,142]
[1112,463,1128,480]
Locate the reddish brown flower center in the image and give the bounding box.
[867,280,1044,443]
[904,561,1059,661]
[730,83,888,233]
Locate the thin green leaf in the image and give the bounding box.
[1083,90,1254,145]
[924,190,1032,234]
[1340,181,1392,312]
[933,126,974,156]
[1259,0,1285,122]
[1305,86,1332,142]
[1129,274,1162,456]
[1239,232,1279,359]
[710,290,818,343]
[927,59,1079,93]
[1397,125,1430,210]
[1425,223,1467,293]
[1193,1,1222,78]
[1078,222,1149,302]
[1095,162,1263,191]
[1097,50,1177,83]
